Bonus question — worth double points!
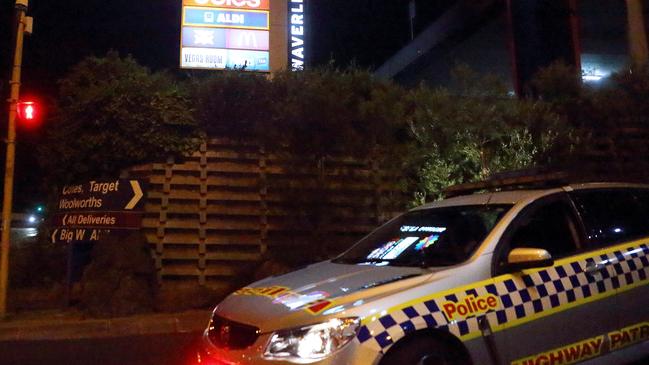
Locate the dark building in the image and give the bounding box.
[376,0,644,94]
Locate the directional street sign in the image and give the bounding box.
[125,181,144,210]
[51,228,110,244]
[52,212,142,230]
[51,179,145,244]
[58,179,144,212]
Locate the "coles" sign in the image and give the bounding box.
[183,0,270,10]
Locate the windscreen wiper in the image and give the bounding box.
[334,257,398,264]
[335,257,432,267]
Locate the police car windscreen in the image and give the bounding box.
[335,205,511,267]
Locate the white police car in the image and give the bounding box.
[195,179,649,364]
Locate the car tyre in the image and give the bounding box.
[380,336,465,365]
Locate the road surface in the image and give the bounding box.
[0,332,201,365]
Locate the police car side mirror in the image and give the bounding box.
[506,248,554,271]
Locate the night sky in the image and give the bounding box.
[1,0,454,95]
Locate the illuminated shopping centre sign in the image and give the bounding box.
[183,7,269,30]
[185,0,270,10]
[181,0,271,71]
[289,0,305,70]
[180,0,307,72]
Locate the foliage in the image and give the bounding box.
[155,283,225,313]
[9,234,67,312]
[78,231,157,317]
[407,66,563,203]
[264,67,409,161]
[192,66,567,206]
[9,235,67,289]
[530,61,583,104]
[40,52,200,185]
[530,62,649,172]
[589,64,649,129]
[191,71,273,139]
[192,67,410,161]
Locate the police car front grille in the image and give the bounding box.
[207,315,260,350]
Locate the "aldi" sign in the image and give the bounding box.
[182,0,270,10]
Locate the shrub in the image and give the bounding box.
[78,231,157,317]
[9,235,67,289]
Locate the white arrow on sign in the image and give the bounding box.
[125,180,143,210]
[51,229,58,243]
[62,214,68,226]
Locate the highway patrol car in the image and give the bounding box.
[196,179,649,365]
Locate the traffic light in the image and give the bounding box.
[16,101,38,122]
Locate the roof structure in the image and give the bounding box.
[375,0,636,90]
[375,0,500,81]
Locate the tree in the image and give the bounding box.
[191,67,411,162]
[581,65,649,175]
[41,52,200,185]
[264,67,409,161]
[191,70,273,139]
[406,66,563,203]
[530,62,649,176]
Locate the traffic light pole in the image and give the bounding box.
[0,1,28,319]
[626,0,649,65]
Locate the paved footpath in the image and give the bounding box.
[0,310,211,342]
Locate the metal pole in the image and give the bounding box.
[626,0,649,65]
[568,0,582,72]
[409,0,416,41]
[505,0,522,96]
[0,3,27,319]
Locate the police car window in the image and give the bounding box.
[507,200,579,258]
[570,189,649,247]
[334,205,511,267]
[628,189,649,233]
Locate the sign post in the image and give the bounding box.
[51,179,145,304]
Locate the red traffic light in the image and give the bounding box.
[16,101,38,122]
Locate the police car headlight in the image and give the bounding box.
[263,318,360,363]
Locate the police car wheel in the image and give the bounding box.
[380,336,462,365]
[418,354,447,365]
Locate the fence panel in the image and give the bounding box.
[130,139,408,289]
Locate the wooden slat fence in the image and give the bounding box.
[566,126,649,180]
[128,139,408,289]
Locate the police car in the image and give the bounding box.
[196,177,649,364]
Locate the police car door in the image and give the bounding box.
[570,188,649,353]
[492,193,615,365]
